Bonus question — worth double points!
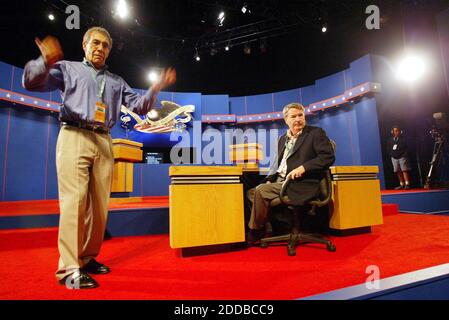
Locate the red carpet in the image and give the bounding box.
[1,214,449,300]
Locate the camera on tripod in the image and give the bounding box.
[424,112,448,189]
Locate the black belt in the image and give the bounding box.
[62,121,110,134]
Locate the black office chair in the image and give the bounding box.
[260,144,336,256]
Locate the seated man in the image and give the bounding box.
[247,103,335,244]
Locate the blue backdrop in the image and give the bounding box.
[0,54,386,200]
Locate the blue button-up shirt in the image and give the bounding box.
[22,57,156,128]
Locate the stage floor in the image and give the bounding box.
[1,213,449,300]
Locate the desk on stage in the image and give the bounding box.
[169,166,245,251]
[329,166,383,235]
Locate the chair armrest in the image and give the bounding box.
[279,175,293,205]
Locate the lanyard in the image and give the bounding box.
[84,61,106,102]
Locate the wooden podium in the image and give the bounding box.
[329,166,383,234]
[229,143,263,171]
[169,166,245,252]
[111,139,143,193]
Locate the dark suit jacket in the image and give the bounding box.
[264,125,335,206]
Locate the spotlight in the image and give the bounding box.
[241,4,251,14]
[116,0,129,19]
[147,70,160,84]
[195,53,201,62]
[48,13,55,21]
[218,11,225,26]
[396,53,427,83]
[225,45,230,51]
[321,24,327,33]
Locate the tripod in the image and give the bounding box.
[424,134,445,189]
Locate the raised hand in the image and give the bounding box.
[35,36,64,66]
[151,67,176,92]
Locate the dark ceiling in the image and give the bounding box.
[1,0,448,96]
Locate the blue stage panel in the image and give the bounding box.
[381,190,449,214]
[107,208,169,236]
[349,55,374,87]
[46,115,60,199]
[354,97,385,188]
[315,71,346,101]
[0,104,10,200]
[319,107,361,166]
[229,96,246,115]
[0,61,13,90]
[247,93,273,114]
[0,207,169,236]
[0,214,60,230]
[4,107,48,200]
[141,163,171,196]
[300,84,317,106]
[273,89,301,111]
[202,94,229,115]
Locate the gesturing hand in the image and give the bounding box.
[151,67,176,92]
[35,36,64,67]
[288,166,305,180]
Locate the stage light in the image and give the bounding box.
[48,13,55,21]
[218,11,225,26]
[147,70,159,83]
[321,24,327,33]
[195,54,201,61]
[396,54,427,83]
[225,45,230,51]
[116,0,129,19]
[241,4,251,14]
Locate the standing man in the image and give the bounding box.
[246,103,335,244]
[23,27,176,289]
[387,125,411,190]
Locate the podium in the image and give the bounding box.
[111,139,143,193]
[229,143,263,172]
[169,166,245,251]
[329,166,383,234]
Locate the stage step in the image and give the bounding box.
[0,197,169,236]
[382,203,399,216]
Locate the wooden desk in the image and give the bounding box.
[169,166,245,249]
[329,166,383,234]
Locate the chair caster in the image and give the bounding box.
[260,242,268,249]
[327,243,336,252]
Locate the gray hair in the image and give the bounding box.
[83,27,113,48]
[282,103,305,118]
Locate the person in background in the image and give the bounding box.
[387,125,411,190]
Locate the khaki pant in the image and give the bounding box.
[247,177,284,230]
[55,125,114,280]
